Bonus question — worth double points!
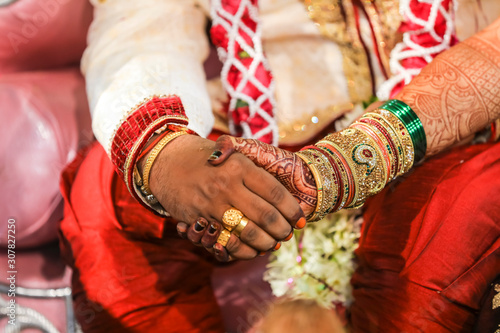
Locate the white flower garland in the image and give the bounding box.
[264,211,362,308]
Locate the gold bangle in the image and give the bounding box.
[323,127,387,208]
[315,144,351,211]
[141,130,188,202]
[370,109,415,173]
[350,122,390,184]
[296,149,339,220]
[295,151,324,222]
[358,113,405,179]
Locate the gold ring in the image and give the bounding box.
[232,216,249,237]
[216,229,231,247]
[222,208,244,231]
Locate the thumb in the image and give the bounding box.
[207,135,237,165]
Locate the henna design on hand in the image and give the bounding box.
[212,135,317,216]
[396,17,500,156]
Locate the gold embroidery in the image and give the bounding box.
[362,0,402,75]
[210,84,356,145]
[493,284,500,310]
[303,0,372,103]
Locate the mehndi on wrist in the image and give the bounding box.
[298,99,427,222]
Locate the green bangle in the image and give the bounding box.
[379,99,427,162]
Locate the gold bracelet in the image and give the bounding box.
[322,127,387,208]
[296,149,339,221]
[141,130,188,204]
[295,151,324,222]
[358,113,405,179]
[370,109,415,173]
[315,144,351,211]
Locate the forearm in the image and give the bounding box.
[83,1,214,210]
[396,16,500,156]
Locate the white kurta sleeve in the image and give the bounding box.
[82,0,213,155]
[82,0,214,210]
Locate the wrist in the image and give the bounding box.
[135,129,190,208]
[302,99,426,221]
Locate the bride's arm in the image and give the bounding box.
[397,16,500,156]
[179,16,500,259]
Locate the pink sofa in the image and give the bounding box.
[0,1,274,331]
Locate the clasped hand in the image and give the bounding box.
[149,135,315,261]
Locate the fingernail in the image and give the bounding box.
[208,150,222,160]
[284,231,294,242]
[274,242,281,251]
[208,224,218,235]
[295,217,306,229]
[259,251,267,256]
[194,221,206,232]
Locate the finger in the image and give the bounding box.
[224,233,259,260]
[201,222,223,251]
[213,242,231,262]
[230,177,294,239]
[186,218,209,246]
[234,216,279,251]
[215,203,279,251]
[177,222,189,239]
[243,165,306,229]
[207,135,237,165]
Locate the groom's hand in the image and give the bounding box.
[177,135,318,261]
[145,134,304,261]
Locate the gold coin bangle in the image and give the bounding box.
[141,130,188,202]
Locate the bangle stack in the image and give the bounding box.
[134,129,189,206]
[299,99,426,221]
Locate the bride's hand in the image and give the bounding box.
[208,135,317,215]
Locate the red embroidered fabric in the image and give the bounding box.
[110,96,189,180]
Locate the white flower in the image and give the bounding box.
[263,210,361,308]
